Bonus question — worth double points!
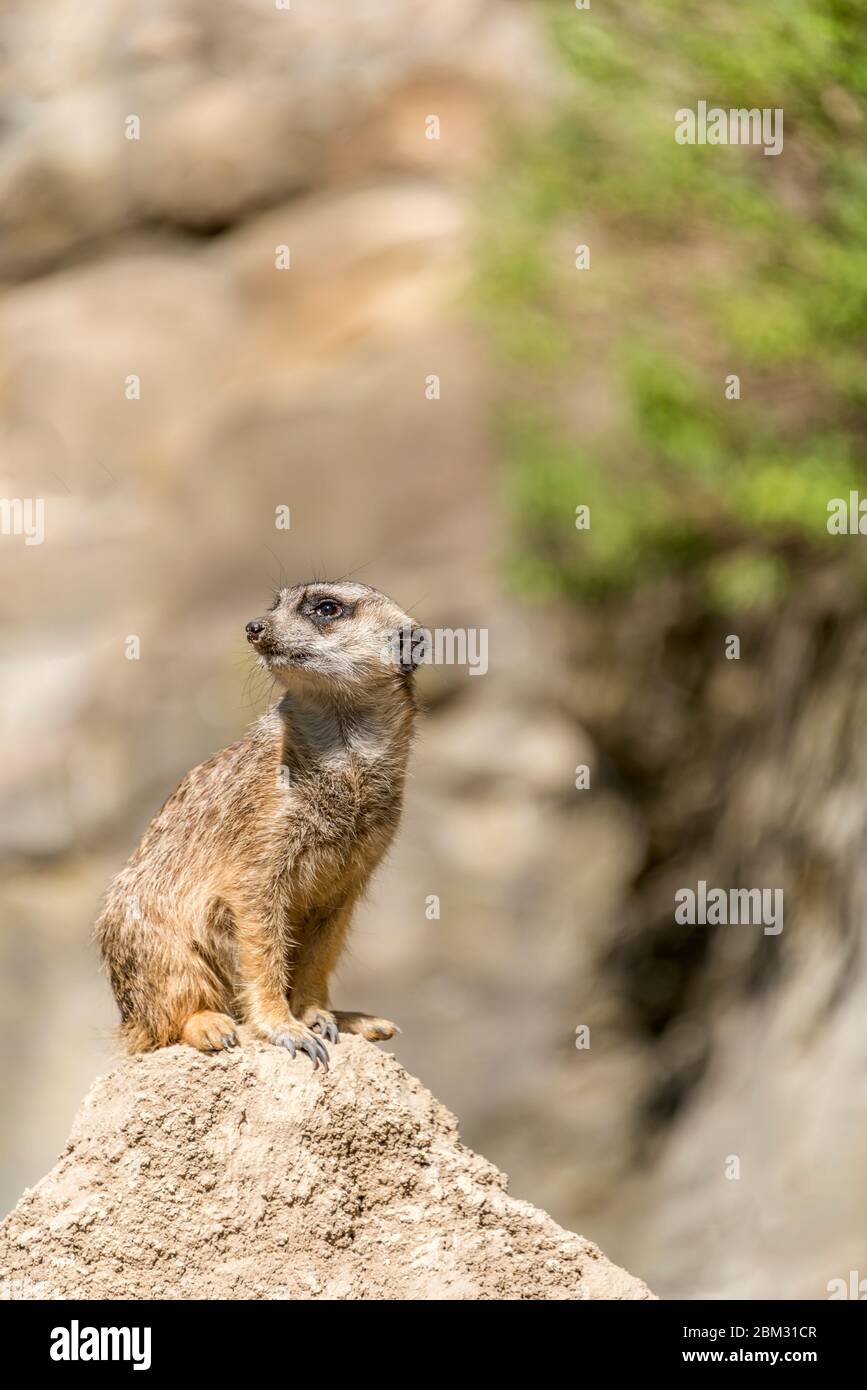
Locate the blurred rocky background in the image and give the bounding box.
[1,0,865,1300]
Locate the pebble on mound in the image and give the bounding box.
[0,1036,653,1301]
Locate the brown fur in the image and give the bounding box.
[96,582,418,1068]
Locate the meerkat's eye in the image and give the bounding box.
[313,599,343,619]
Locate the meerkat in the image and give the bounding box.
[96,581,419,1070]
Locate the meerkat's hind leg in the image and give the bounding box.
[180,1010,239,1052]
[332,1010,401,1041]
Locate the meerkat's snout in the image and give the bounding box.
[246,619,266,644]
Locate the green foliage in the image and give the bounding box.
[476,0,867,610]
[704,551,790,613]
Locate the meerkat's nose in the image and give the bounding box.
[246,620,266,643]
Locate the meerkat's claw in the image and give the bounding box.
[311,1015,339,1045]
[181,1011,240,1052]
[300,1036,329,1070]
[270,1022,328,1069]
[273,1031,297,1057]
[301,1006,340,1045]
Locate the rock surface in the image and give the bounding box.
[0,1036,652,1301]
[0,0,549,277]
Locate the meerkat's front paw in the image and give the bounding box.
[333,1010,401,1041]
[263,1020,329,1070]
[180,1011,239,1052]
[299,1005,340,1045]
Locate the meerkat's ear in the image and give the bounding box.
[399,621,428,674]
[384,607,425,674]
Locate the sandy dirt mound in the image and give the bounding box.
[0,1036,652,1300]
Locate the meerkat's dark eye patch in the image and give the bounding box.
[312,599,344,620]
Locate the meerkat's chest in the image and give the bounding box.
[277,759,401,869]
[263,768,396,922]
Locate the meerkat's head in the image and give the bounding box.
[246,581,420,695]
